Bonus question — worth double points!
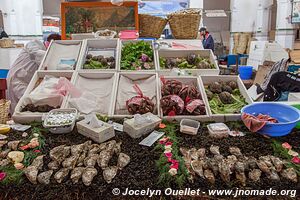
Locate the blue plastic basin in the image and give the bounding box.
[241,103,300,137]
[0,69,9,79]
[238,66,253,80]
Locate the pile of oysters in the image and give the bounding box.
[24,140,130,186]
[180,145,298,186]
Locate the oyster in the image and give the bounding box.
[62,156,78,169]
[218,161,231,183]
[7,151,24,163]
[226,155,238,172]
[82,167,98,186]
[281,168,298,183]
[0,140,7,148]
[99,142,107,152]
[229,147,242,157]
[179,147,190,158]
[48,160,60,170]
[50,145,65,162]
[191,160,204,178]
[236,172,247,186]
[7,141,21,151]
[235,161,245,173]
[117,153,130,170]
[37,170,53,184]
[106,140,117,152]
[88,144,100,156]
[267,170,280,181]
[103,166,118,184]
[270,156,283,172]
[197,148,206,159]
[190,148,198,160]
[249,169,262,182]
[54,168,70,183]
[0,158,10,167]
[63,147,71,158]
[204,169,215,184]
[70,167,85,184]
[84,155,98,167]
[113,142,122,155]
[259,156,273,168]
[24,166,38,184]
[31,155,44,170]
[207,158,219,176]
[77,151,87,167]
[209,145,220,155]
[71,144,84,156]
[247,156,257,169]
[256,160,270,174]
[83,140,92,151]
[97,150,113,170]
[0,149,10,158]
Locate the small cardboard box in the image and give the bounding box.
[123,113,162,138]
[77,120,115,143]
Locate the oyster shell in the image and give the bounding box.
[0,158,10,167]
[7,151,24,163]
[88,144,101,156]
[83,140,92,151]
[106,140,117,152]
[247,156,257,169]
[209,145,220,155]
[270,156,283,172]
[54,168,70,183]
[71,144,84,156]
[190,148,199,160]
[31,155,44,170]
[218,161,231,183]
[48,160,60,170]
[259,156,273,168]
[197,148,206,159]
[236,172,246,186]
[0,149,10,158]
[84,155,98,167]
[7,141,21,151]
[0,140,7,148]
[70,167,85,184]
[249,169,262,182]
[229,147,242,157]
[179,147,190,158]
[82,167,98,186]
[226,155,237,172]
[97,150,113,170]
[99,142,107,152]
[103,166,118,184]
[77,151,87,167]
[235,161,245,173]
[24,166,38,184]
[62,156,78,169]
[256,160,270,174]
[281,168,298,183]
[191,160,204,178]
[117,153,130,169]
[113,142,122,155]
[267,170,280,181]
[207,158,219,176]
[37,170,53,184]
[204,169,215,184]
[50,145,65,162]
[63,147,71,158]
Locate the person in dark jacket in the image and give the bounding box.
[200,27,214,51]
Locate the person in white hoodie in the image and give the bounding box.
[6,40,46,113]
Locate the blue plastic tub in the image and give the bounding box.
[241,103,300,137]
[0,69,9,79]
[227,54,238,67]
[238,66,253,80]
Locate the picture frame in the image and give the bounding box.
[292,0,300,24]
[61,2,139,39]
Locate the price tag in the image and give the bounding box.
[139,131,165,147]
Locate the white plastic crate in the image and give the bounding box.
[199,75,253,122]
[157,49,219,76]
[12,71,74,124]
[158,75,211,122]
[77,38,119,71]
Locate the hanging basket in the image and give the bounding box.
[0,99,10,124]
[139,14,168,39]
[168,9,201,39]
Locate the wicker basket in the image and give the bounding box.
[168,10,201,39]
[139,14,168,39]
[0,99,10,124]
[0,38,14,48]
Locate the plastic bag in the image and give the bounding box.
[82,113,104,128]
[185,99,206,115]
[126,84,154,115]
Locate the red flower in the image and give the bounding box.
[159,137,169,144]
[282,142,292,150]
[159,123,166,129]
[168,111,176,116]
[34,150,41,153]
[0,172,6,182]
[292,157,300,164]
[19,145,29,151]
[165,142,173,146]
[164,152,172,158]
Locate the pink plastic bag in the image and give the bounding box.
[54,77,81,98]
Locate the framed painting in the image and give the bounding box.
[61,2,139,39]
[292,0,300,24]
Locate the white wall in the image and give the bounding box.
[1,0,43,36]
[189,0,203,9]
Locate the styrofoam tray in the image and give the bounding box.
[112,72,160,118]
[65,71,117,116]
[118,39,158,72]
[77,38,119,71]
[158,75,211,121]
[13,70,74,124]
[157,49,219,76]
[39,40,83,71]
[199,75,253,122]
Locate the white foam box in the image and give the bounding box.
[158,76,211,122]
[39,40,83,71]
[199,75,253,122]
[77,120,115,143]
[117,39,158,72]
[65,71,117,117]
[76,38,119,71]
[123,112,162,139]
[13,70,74,124]
[156,49,219,76]
[112,72,161,118]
